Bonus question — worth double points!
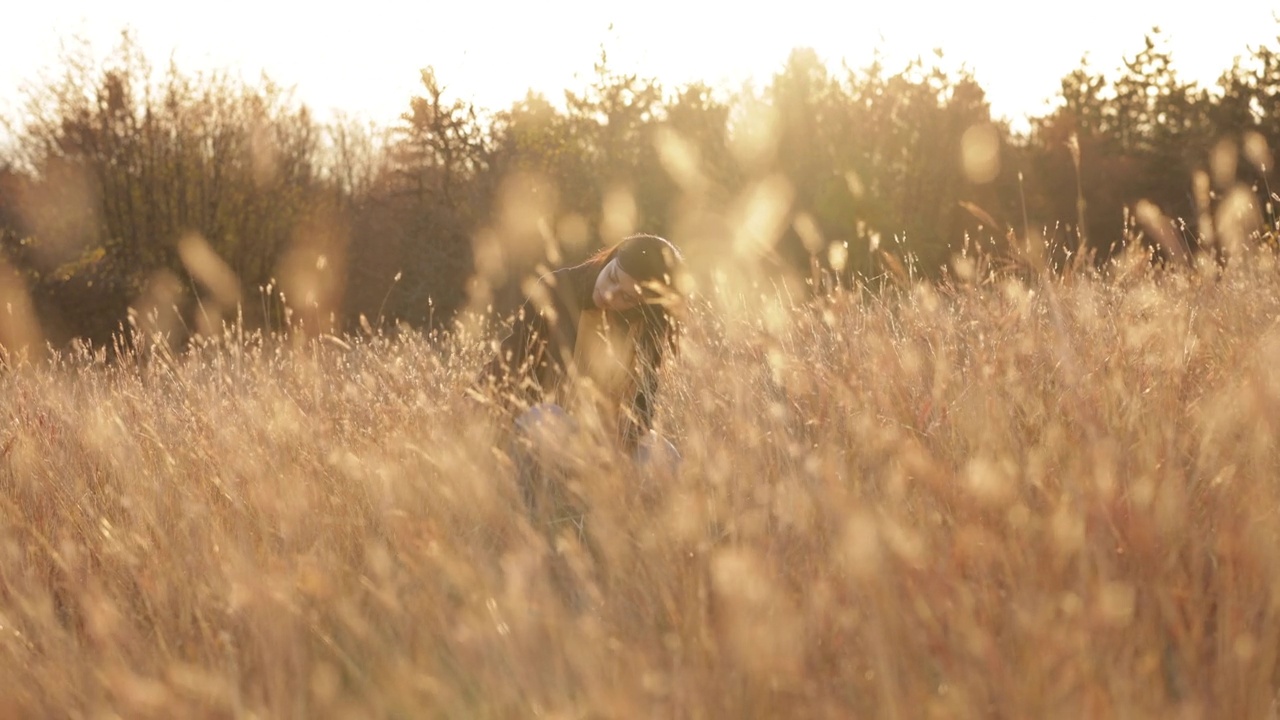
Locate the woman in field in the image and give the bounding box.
[476,233,685,501]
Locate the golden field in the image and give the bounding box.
[4,246,1280,718]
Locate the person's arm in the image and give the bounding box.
[475,298,552,412]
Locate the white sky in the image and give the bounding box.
[1,0,1277,132]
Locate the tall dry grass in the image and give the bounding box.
[4,243,1280,718]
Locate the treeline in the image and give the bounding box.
[0,28,1277,350]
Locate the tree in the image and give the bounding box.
[343,68,486,329]
[5,31,332,344]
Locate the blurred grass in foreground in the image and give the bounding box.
[4,245,1280,718]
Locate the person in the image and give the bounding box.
[475,234,685,512]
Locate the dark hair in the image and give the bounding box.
[615,234,683,284]
[589,234,682,281]
[592,234,684,359]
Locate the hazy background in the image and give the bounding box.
[0,3,1277,354]
[4,1,1278,130]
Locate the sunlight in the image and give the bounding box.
[3,0,1280,714]
[3,0,1278,132]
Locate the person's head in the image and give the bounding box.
[592,234,683,312]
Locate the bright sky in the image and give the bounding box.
[1,0,1277,133]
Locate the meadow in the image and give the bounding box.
[4,236,1280,719]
